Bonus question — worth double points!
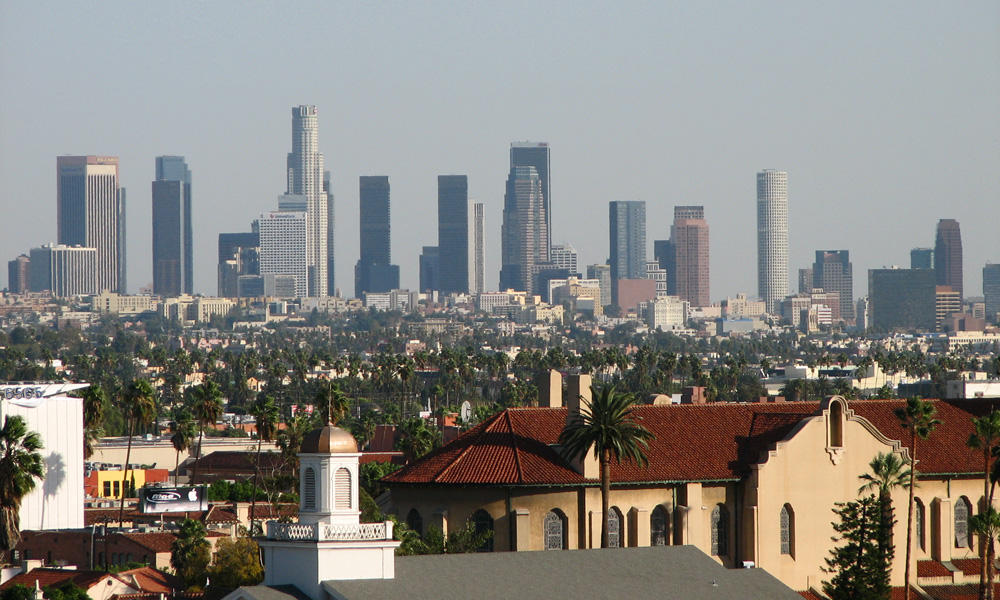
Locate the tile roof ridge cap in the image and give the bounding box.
[431,409,509,483]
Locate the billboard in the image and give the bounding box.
[139,485,208,513]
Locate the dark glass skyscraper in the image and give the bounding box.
[355,176,399,296]
[608,201,646,282]
[984,263,1000,324]
[868,268,936,331]
[437,175,469,294]
[910,248,933,270]
[510,143,550,241]
[812,250,853,321]
[152,156,192,296]
[934,219,963,300]
[500,166,548,293]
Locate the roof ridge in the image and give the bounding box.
[505,410,524,484]
[433,409,510,483]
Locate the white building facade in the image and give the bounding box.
[287,105,328,298]
[757,170,789,314]
[259,211,308,298]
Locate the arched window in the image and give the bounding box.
[829,400,844,447]
[955,496,972,548]
[544,510,567,550]
[915,498,925,551]
[780,504,794,556]
[607,507,623,548]
[334,468,352,509]
[406,508,423,535]
[471,509,494,552]
[302,467,316,511]
[651,505,669,546]
[711,504,728,557]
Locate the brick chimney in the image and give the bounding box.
[680,386,707,405]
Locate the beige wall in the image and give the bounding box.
[92,437,278,475]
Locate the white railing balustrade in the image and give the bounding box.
[267,521,391,541]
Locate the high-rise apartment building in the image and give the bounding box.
[812,250,854,321]
[510,143,550,241]
[935,286,961,330]
[609,201,646,301]
[984,263,1000,324]
[666,205,710,307]
[586,264,612,308]
[934,219,963,300]
[437,175,469,294]
[910,248,933,270]
[355,176,399,296]
[471,202,485,295]
[28,244,98,297]
[7,255,29,293]
[259,211,308,297]
[324,170,335,295]
[757,170,788,314]
[868,268,936,331]
[500,166,548,293]
[286,105,328,297]
[152,156,192,296]
[57,156,125,293]
[550,243,579,275]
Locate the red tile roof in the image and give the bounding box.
[192,451,284,471]
[921,583,1000,600]
[951,558,981,576]
[0,569,119,592]
[918,560,953,578]
[117,532,177,553]
[798,591,825,600]
[385,399,1000,486]
[114,567,182,594]
[205,505,239,524]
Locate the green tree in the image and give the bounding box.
[0,416,44,550]
[970,507,1000,600]
[0,585,35,600]
[171,518,211,590]
[968,410,1000,600]
[395,418,440,463]
[823,495,892,600]
[190,381,224,485]
[558,385,653,548]
[42,583,89,600]
[249,395,279,535]
[169,410,197,485]
[207,536,264,594]
[118,379,156,526]
[894,398,940,600]
[315,381,349,426]
[80,385,106,459]
[858,452,910,575]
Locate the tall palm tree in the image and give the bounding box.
[895,398,940,600]
[169,411,197,485]
[80,385,106,459]
[559,385,653,548]
[249,395,278,536]
[315,381,349,426]
[858,452,911,569]
[119,379,156,526]
[0,416,44,550]
[967,410,1000,600]
[971,507,1000,600]
[189,380,223,485]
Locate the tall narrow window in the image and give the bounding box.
[711,504,728,557]
[780,504,794,556]
[829,400,844,447]
[607,507,624,548]
[651,505,669,546]
[955,496,971,548]
[303,467,316,511]
[406,508,423,536]
[334,468,351,509]
[471,509,494,552]
[544,510,566,550]
[915,499,925,551]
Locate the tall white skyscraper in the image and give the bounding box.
[757,170,789,314]
[259,211,308,298]
[471,202,485,294]
[286,105,328,297]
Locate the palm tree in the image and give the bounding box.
[189,381,224,485]
[315,381,349,426]
[858,452,911,569]
[971,508,1000,600]
[0,416,44,550]
[559,385,653,548]
[895,398,940,600]
[249,395,278,536]
[967,410,1000,600]
[169,411,197,485]
[80,385,106,459]
[117,379,156,526]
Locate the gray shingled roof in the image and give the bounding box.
[322,546,801,600]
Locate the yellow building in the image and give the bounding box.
[385,373,994,594]
[86,468,168,499]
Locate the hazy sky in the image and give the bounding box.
[1,1,997,299]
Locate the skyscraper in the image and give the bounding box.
[984,263,1000,324]
[57,156,125,293]
[608,200,646,286]
[510,143,550,241]
[286,105,328,297]
[868,268,936,331]
[471,202,485,295]
[934,219,963,300]
[7,255,29,293]
[419,246,439,293]
[217,229,260,297]
[668,205,710,307]
[437,175,469,294]
[152,156,192,296]
[586,264,612,308]
[259,211,308,298]
[28,244,98,297]
[757,170,789,314]
[910,248,933,270]
[355,176,399,296]
[550,243,579,275]
[324,170,336,295]
[500,166,548,293]
[812,250,854,322]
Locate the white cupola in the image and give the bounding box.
[297,423,361,526]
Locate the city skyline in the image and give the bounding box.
[1,2,997,299]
